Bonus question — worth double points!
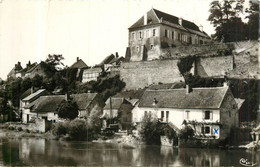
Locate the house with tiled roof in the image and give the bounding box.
[101,97,133,130]
[22,93,104,123]
[70,93,104,118]
[70,57,89,80]
[7,62,23,79]
[24,62,46,78]
[24,95,65,123]
[126,8,211,61]
[20,89,50,123]
[133,84,239,140]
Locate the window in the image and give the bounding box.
[185,110,190,120]
[205,126,210,134]
[153,29,156,36]
[204,111,213,120]
[161,111,164,121]
[150,45,154,49]
[139,31,142,39]
[189,36,192,44]
[166,111,169,122]
[200,40,203,44]
[178,33,181,41]
[165,29,168,37]
[201,126,211,134]
[172,31,174,40]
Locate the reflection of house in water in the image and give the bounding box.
[19,138,46,160]
[251,124,260,142]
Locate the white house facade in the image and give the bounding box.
[133,85,239,140]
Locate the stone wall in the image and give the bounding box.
[120,59,184,90]
[121,41,258,90]
[195,56,233,78]
[7,118,50,133]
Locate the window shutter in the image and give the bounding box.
[202,111,205,119]
[210,111,213,120]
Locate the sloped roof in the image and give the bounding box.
[31,95,65,113]
[100,54,115,65]
[153,8,200,31]
[22,89,47,102]
[114,89,146,100]
[70,59,88,69]
[103,98,124,110]
[129,8,209,37]
[138,87,229,109]
[70,93,97,110]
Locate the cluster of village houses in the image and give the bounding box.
[5,8,260,141]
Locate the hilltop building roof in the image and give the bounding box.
[70,57,88,69]
[129,8,209,38]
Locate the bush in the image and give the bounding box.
[139,114,161,145]
[179,126,194,141]
[52,122,68,137]
[162,124,178,145]
[68,119,88,140]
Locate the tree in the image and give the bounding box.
[177,56,196,84]
[57,100,78,120]
[31,75,43,88]
[208,0,247,42]
[41,54,65,77]
[245,0,259,40]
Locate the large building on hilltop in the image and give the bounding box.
[125,8,211,62]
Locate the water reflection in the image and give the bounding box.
[0,138,259,166]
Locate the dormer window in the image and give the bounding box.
[150,45,154,49]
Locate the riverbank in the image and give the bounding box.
[0,128,56,139]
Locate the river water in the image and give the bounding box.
[0,138,259,166]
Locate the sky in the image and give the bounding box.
[0,0,219,80]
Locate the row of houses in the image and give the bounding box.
[7,54,124,84]
[19,82,244,140]
[20,89,103,123]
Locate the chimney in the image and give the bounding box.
[199,25,203,32]
[152,98,158,106]
[186,85,192,94]
[115,52,119,58]
[30,87,34,94]
[144,12,147,25]
[77,57,79,62]
[18,61,21,66]
[65,93,70,101]
[178,17,183,26]
[223,82,228,87]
